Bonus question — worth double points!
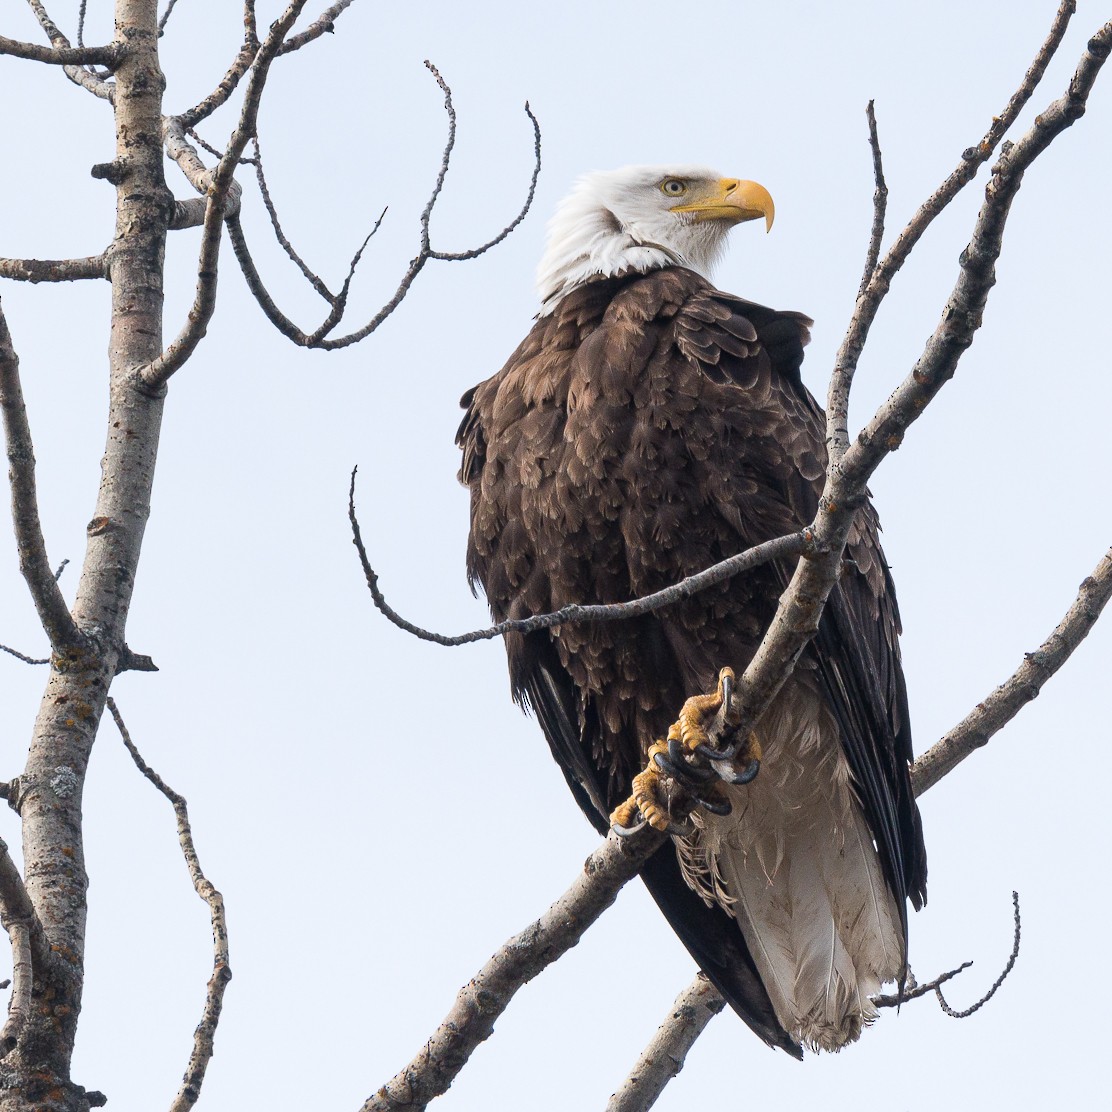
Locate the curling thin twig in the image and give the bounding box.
[107,699,231,1112]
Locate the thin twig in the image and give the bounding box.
[0,645,48,666]
[605,974,727,1112]
[827,0,1077,464]
[232,64,543,349]
[429,102,542,262]
[159,0,182,35]
[351,467,811,645]
[142,0,312,389]
[0,303,82,652]
[252,136,336,302]
[362,825,665,1112]
[176,37,256,131]
[107,699,231,1112]
[305,213,388,343]
[857,100,887,298]
[936,892,1022,1018]
[872,961,973,1009]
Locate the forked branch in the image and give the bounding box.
[230,62,542,350]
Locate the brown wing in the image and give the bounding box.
[458,266,925,1052]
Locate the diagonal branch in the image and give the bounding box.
[0,302,82,653]
[277,0,356,55]
[363,824,665,1112]
[605,974,727,1112]
[24,0,116,101]
[912,547,1112,795]
[107,699,231,1112]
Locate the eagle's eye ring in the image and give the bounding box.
[660,179,687,197]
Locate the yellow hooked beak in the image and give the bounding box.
[670,178,775,232]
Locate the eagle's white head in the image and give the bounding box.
[536,165,774,314]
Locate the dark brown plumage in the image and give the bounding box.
[458,264,926,1055]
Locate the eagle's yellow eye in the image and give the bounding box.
[660,179,687,197]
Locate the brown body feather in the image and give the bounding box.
[458,267,926,1054]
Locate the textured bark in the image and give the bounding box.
[0,3,170,1108]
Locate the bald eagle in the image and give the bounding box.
[457,166,926,1056]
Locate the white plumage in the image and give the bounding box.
[679,680,904,1050]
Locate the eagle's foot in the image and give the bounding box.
[680,667,763,786]
[610,741,695,837]
[610,668,758,838]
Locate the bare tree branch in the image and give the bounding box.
[24,0,117,101]
[106,699,231,1112]
[0,303,82,653]
[605,974,726,1112]
[913,548,1112,795]
[277,0,355,55]
[857,100,886,299]
[935,892,1022,1019]
[176,35,256,131]
[141,0,312,390]
[0,35,120,67]
[873,961,973,1009]
[231,63,542,350]
[0,256,108,283]
[351,468,812,645]
[250,136,335,300]
[158,0,182,35]
[0,835,48,1059]
[827,0,1077,463]
[428,101,542,262]
[0,645,48,666]
[363,825,665,1112]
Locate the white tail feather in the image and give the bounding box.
[691,680,904,1052]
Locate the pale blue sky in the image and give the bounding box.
[2,2,1110,1109]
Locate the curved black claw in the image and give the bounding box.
[694,792,732,816]
[660,737,715,783]
[693,740,739,763]
[613,809,692,839]
[612,817,648,837]
[720,670,735,715]
[710,756,760,785]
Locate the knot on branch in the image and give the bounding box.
[90,160,126,185]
